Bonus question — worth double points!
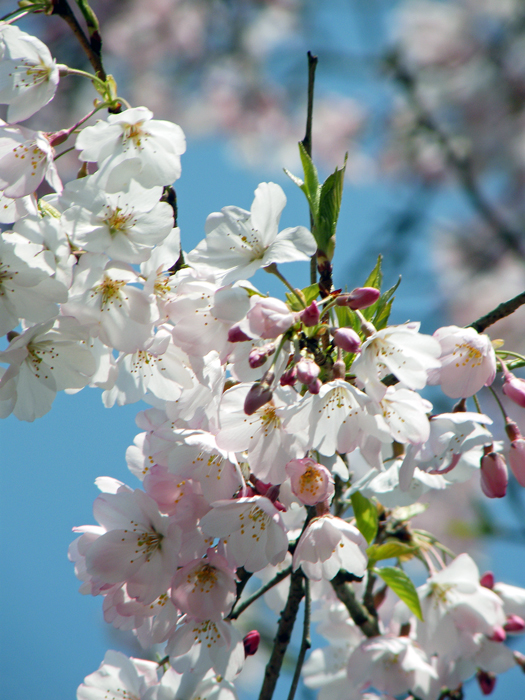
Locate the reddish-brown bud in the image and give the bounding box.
[300,300,320,327]
[243,630,261,657]
[476,670,496,695]
[336,287,380,310]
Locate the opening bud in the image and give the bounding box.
[296,358,320,385]
[280,366,297,386]
[502,366,525,409]
[248,343,275,369]
[308,378,322,395]
[300,300,320,327]
[244,373,274,415]
[509,439,525,487]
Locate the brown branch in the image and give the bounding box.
[286,577,311,700]
[301,51,318,287]
[258,569,305,700]
[331,571,380,637]
[468,289,525,333]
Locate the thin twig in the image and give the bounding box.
[286,577,311,700]
[468,290,525,333]
[258,569,305,700]
[228,566,292,620]
[52,0,107,80]
[301,51,318,286]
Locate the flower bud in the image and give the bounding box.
[480,448,508,498]
[476,670,496,696]
[296,358,320,385]
[280,366,297,386]
[228,324,251,343]
[502,367,525,409]
[480,571,495,589]
[285,457,334,506]
[336,287,380,310]
[333,327,361,354]
[243,630,261,657]
[489,626,506,642]
[300,300,320,327]
[248,343,275,369]
[244,381,273,415]
[308,378,322,395]
[504,614,525,633]
[509,439,525,487]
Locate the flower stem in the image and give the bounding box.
[330,572,379,637]
[468,289,525,333]
[265,263,307,309]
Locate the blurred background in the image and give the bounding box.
[3,0,525,698]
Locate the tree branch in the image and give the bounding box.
[468,289,525,333]
[52,0,107,80]
[258,569,305,700]
[331,571,380,637]
[286,577,311,700]
[301,51,318,287]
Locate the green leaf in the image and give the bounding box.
[351,491,378,545]
[391,503,428,522]
[376,566,423,620]
[370,277,402,329]
[362,255,383,290]
[302,283,320,306]
[367,541,417,564]
[298,142,321,215]
[285,292,303,312]
[335,305,360,333]
[316,157,346,253]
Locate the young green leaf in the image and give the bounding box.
[376,566,423,620]
[298,142,321,215]
[351,491,378,545]
[316,156,346,253]
[362,254,383,291]
[366,541,417,565]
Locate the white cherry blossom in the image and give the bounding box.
[187,182,316,283]
[0,122,61,197]
[0,24,60,123]
[75,106,186,191]
[77,649,159,700]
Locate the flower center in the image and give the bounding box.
[92,276,127,308]
[453,342,483,368]
[103,205,136,235]
[190,563,219,593]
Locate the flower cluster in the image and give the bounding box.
[3,11,525,700]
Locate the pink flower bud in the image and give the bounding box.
[509,439,525,487]
[505,419,522,442]
[296,358,320,385]
[504,614,525,633]
[243,630,261,656]
[280,366,297,386]
[308,378,322,395]
[285,457,335,506]
[228,324,251,343]
[476,670,496,696]
[502,368,525,409]
[248,344,275,369]
[480,449,508,498]
[244,382,273,415]
[300,300,320,326]
[489,626,506,642]
[333,327,361,353]
[480,571,495,589]
[336,287,380,310]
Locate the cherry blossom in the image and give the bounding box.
[77,650,159,700]
[0,123,61,197]
[187,182,316,284]
[0,24,60,123]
